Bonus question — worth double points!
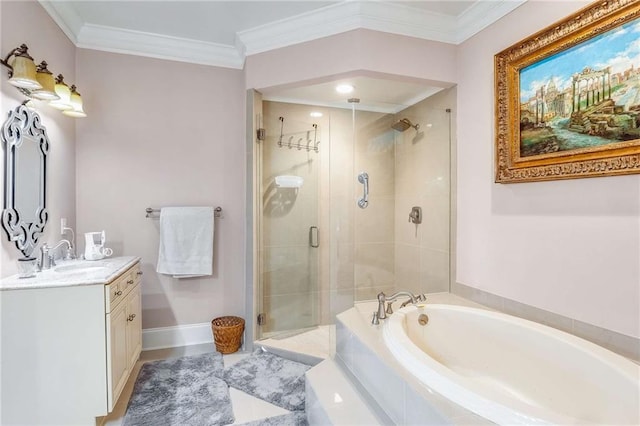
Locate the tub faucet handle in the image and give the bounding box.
[371,311,380,325]
[386,301,394,315]
[377,292,387,320]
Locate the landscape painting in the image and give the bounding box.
[519,17,640,158]
[495,0,640,183]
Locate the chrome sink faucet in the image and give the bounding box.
[39,239,72,270]
[376,291,426,321]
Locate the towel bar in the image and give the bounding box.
[145,206,222,218]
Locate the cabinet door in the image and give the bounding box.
[126,284,142,369]
[106,300,129,411]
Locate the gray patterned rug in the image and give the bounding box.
[123,352,234,426]
[224,349,312,412]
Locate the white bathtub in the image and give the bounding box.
[383,304,640,425]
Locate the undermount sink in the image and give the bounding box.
[54,262,108,273]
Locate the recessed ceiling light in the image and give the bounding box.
[335,84,354,94]
[310,111,323,118]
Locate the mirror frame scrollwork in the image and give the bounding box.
[1,104,49,258]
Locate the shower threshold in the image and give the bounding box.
[258,325,336,359]
[263,326,318,340]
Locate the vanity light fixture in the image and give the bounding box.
[62,85,86,118]
[49,75,73,111]
[1,44,86,118]
[32,62,60,101]
[1,44,41,90]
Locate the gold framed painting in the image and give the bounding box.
[495,0,640,183]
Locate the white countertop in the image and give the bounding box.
[0,256,141,291]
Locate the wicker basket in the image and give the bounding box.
[211,316,245,354]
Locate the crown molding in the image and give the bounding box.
[38,0,82,44]
[455,0,528,43]
[39,0,526,69]
[237,1,459,56]
[76,24,245,69]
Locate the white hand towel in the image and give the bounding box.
[156,207,214,278]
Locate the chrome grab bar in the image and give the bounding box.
[357,172,369,209]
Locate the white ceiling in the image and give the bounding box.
[38,0,525,112]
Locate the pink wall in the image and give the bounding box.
[0,0,76,278]
[245,29,457,91]
[456,0,640,338]
[75,49,246,328]
[1,0,637,342]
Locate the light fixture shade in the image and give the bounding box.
[62,85,86,118]
[32,61,60,101]
[49,74,72,111]
[8,46,42,90]
[335,83,354,94]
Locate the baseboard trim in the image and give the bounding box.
[142,322,213,351]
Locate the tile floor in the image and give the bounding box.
[258,325,336,359]
[101,325,337,425]
[101,343,292,426]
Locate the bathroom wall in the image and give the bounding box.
[394,88,455,297]
[3,0,635,346]
[456,0,640,339]
[75,49,246,329]
[245,29,457,94]
[0,0,76,278]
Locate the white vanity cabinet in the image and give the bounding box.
[0,256,142,426]
[105,262,142,411]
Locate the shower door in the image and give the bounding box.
[257,102,321,339]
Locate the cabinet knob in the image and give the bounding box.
[127,279,134,285]
[136,271,143,275]
[127,314,136,322]
[115,290,123,296]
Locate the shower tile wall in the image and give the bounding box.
[326,107,403,322]
[261,89,454,330]
[327,108,356,321]
[352,113,397,300]
[393,88,455,295]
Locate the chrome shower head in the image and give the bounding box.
[391,118,419,132]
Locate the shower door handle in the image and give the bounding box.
[309,226,319,248]
[357,172,369,209]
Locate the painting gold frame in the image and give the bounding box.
[495,0,640,183]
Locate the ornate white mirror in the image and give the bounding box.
[1,104,49,258]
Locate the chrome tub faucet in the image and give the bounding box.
[376,291,426,321]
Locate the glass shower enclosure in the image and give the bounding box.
[257,102,322,338]
[254,84,454,343]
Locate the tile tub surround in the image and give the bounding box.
[0,256,140,290]
[338,293,640,425]
[305,358,385,425]
[336,294,491,425]
[452,282,640,362]
[384,304,640,424]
